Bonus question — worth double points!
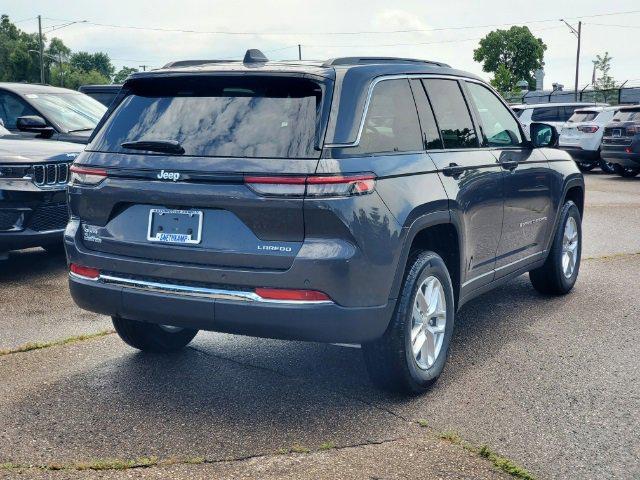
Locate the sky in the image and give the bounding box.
[5,0,640,89]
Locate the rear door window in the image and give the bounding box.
[423,79,479,149]
[89,76,325,158]
[409,79,443,150]
[531,106,560,122]
[350,78,423,155]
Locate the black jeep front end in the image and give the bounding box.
[0,138,80,255]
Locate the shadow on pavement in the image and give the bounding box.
[0,247,66,283]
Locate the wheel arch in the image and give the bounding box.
[390,211,462,310]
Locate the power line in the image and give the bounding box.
[40,8,640,37]
[586,23,640,29]
[301,25,565,49]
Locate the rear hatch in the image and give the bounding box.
[603,108,640,147]
[70,73,331,270]
[560,110,600,145]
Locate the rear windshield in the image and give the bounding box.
[613,109,640,122]
[568,111,598,123]
[89,76,324,158]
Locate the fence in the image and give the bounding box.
[504,81,640,106]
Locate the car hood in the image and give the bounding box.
[0,137,82,164]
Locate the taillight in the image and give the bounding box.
[244,176,306,196]
[577,125,599,133]
[69,165,107,186]
[255,287,331,302]
[306,174,376,197]
[244,173,376,197]
[626,125,640,135]
[69,263,100,280]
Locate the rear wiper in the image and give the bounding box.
[121,140,185,154]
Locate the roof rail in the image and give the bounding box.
[163,50,269,69]
[323,57,450,68]
[162,59,239,68]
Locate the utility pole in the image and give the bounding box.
[38,15,45,84]
[139,65,148,71]
[561,19,582,101]
[298,44,302,61]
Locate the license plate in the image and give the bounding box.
[613,129,622,138]
[147,208,203,245]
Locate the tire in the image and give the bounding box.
[577,162,595,172]
[599,159,617,174]
[613,164,640,178]
[362,251,455,394]
[112,316,198,353]
[529,200,581,295]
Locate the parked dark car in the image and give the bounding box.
[0,83,106,144]
[66,51,584,393]
[0,124,80,258]
[78,84,122,107]
[600,105,640,177]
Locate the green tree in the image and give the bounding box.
[0,15,42,83]
[51,66,110,89]
[473,26,547,94]
[113,66,138,83]
[70,51,114,79]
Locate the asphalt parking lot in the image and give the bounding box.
[0,172,638,479]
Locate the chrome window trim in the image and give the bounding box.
[70,273,334,305]
[324,73,484,148]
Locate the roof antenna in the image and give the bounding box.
[243,49,268,64]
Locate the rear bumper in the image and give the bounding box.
[69,274,394,343]
[0,228,62,251]
[558,146,600,162]
[600,146,640,167]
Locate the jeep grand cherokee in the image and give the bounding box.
[65,50,584,393]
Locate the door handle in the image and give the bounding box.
[500,159,519,171]
[442,163,465,177]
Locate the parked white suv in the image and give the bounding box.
[512,102,606,132]
[559,106,622,173]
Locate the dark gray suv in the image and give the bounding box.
[65,51,584,393]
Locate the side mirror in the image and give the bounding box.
[530,122,558,148]
[16,116,55,137]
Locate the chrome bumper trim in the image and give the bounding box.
[71,273,333,305]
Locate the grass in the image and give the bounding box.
[0,456,206,472]
[478,445,536,480]
[417,419,429,428]
[0,329,114,357]
[74,457,158,471]
[436,429,537,480]
[319,442,336,451]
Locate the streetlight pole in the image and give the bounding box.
[561,19,582,101]
[38,15,45,84]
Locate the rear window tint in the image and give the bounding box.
[613,109,640,122]
[89,76,324,158]
[423,79,478,149]
[349,79,423,155]
[568,111,598,122]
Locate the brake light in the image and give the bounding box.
[255,287,331,302]
[577,125,599,133]
[69,165,107,186]
[244,174,376,197]
[244,176,306,196]
[69,263,100,280]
